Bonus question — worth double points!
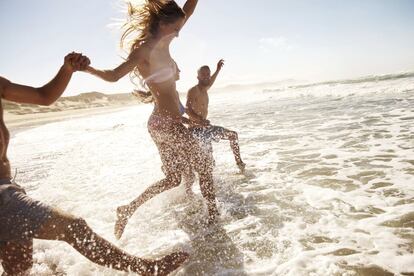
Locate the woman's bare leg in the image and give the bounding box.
[0,239,33,275]
[115,174,181,239]
[186,129,220,223]
[198,171,219,224]
[35,209,188,275]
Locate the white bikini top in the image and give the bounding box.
[144,62,177,85]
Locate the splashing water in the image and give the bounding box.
[2,76,414,275]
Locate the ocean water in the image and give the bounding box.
[3,76,414,275]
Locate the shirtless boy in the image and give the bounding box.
[184,59,246,192]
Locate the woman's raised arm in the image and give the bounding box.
[182,0,198,25]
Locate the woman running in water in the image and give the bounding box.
[86,0,218,240]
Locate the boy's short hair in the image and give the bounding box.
[198,65,211,75]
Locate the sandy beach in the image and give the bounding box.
[4,92,139,132]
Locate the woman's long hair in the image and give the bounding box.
[120,0,185,52]
[132,90,154,103]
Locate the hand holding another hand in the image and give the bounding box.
[64,52,91,72]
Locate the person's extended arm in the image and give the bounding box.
[85,50,140,82]
[182,0,198,25]
[208,59,224,89]
[2,53,89,106]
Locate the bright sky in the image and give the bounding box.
[1,0,414,95]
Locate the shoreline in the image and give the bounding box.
[5,103,138,134]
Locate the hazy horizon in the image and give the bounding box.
[63,70,414,96]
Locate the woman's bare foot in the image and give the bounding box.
[114,205,130,240]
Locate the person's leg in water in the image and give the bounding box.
[214,127,246,172]
[115,171,182,239]
[189,132,219,224]
[0,239,33,275]
[115,115,187,239]
[197,168,219,224]
[115,119,220,238]
[163,162,195,197]
[180,129,219,224]
[31,208,188,275]
[182,127,215,197]
[116,167,218,231]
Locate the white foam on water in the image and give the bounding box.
[1,77,414,275]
